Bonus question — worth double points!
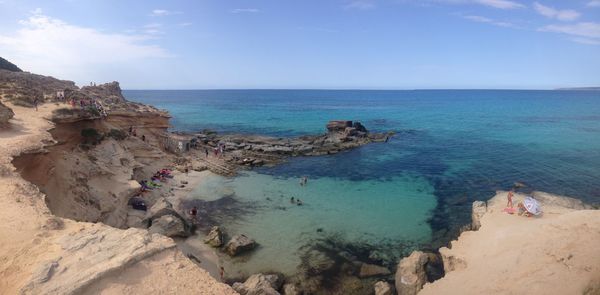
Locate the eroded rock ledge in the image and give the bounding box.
[400,191,600,295]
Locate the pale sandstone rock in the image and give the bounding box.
[395,250,429,295]
[374,281,393,295]
[233,273,282,295]
[282,283,302,295]
[225,234,256,256]
[21,226,177,294]
[204,226,224,247]
[148,214,188,237]
[471,200,487,230]
[0,101,14,124]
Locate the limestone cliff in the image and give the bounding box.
[0,69,236,294]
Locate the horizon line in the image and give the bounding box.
[122,87,600,91]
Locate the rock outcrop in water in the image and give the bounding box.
[225,234,257,256]
[204,226,224,247]
[232,273,283,295]
[188,120,394,175]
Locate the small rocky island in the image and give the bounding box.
[185,120,394,175]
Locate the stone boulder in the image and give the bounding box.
[148,214,189,237]
[144,199,191,237]
[204,226,224,247]
[353,121,367,133]
[282,283,302,295]
[395,251,429,295]
[303,249,336,274]
[326,120,352,133]
[374,281,393,295]
[232,273,283,295]
[358,263,391,278]
[471,201,487,231]
[225,234,256,256]
[0,101,14,125]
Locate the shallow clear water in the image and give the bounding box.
[191,171,435,276]
[125,89,600,276]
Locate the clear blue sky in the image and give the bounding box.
[0,0,599,89]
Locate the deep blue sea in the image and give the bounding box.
[124,89,600,277]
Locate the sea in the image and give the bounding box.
[124,89,600,279]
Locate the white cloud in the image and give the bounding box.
[0,13,170,82]
[231,8,260,13]
[463,15,516,27]
[473,0,524,9]
[178,22,193,27]
[587,1,600,7]
[533,2,579,21]
[540,22,600,39]
[344,0,376,10]
[150,9,181,16]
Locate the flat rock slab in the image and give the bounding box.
[21,225,176,295]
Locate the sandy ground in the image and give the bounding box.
[166,169,225,279]
[420,191,600,295]
[0,101,237,294]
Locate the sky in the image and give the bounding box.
[0,0,599,89]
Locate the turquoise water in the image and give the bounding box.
[125,89,600,276]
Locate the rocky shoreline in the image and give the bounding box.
[2,62,599,295]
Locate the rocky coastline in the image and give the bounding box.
[1,61,599,295]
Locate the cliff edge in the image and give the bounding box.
[0,66,236,294]
[418,191,600,295]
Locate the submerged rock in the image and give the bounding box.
[204,226,224,247]
[225,234,256,256]
[395,250,429,295]
[374,281,393,295]
[358,263,391,278]
[282,283,302,295]
[233,273,283,295]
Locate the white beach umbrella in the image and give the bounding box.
[524,196,542,216]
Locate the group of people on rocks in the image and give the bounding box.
[64,96,108,117]
[138,169,173,193]
[504,189,542,217]
[128,126,148,142]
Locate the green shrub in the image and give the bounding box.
[106,129,127,140]
[81,128,102,145]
